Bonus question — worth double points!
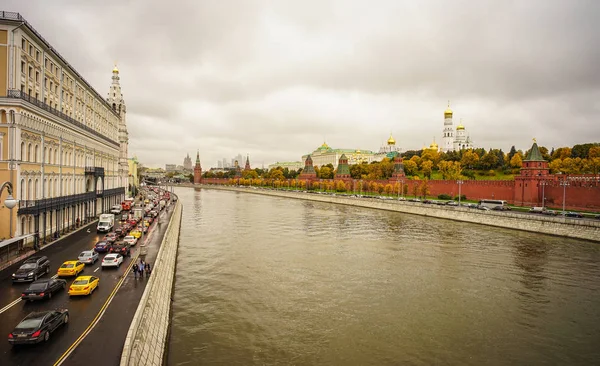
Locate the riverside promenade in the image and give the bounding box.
[195,184,600,242]
[120,199,182,366]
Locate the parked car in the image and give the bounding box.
[121,213,129,221]
[102,254,124,268]
[422,200,433,204]
[94,241,112,253]
[542,210,559,216]
[21,279,67,301]
[565,211,583,218]
[110,243,131,257]
[57,261,85,277]
[595,214,600,220]
[446,201,459,206]
[78,250,99,265]
[68,276,99,296]
[8,310,69,345]
[477,206,491,211]
[123,235,138,246]
[12,256,50,283]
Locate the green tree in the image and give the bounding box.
[403,160,418,176]
[421,160,433,179]
[319,166,334,179]
[480,150,499,170]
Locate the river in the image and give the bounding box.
[167,187,600,365]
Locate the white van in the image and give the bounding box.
[110,205,122,214]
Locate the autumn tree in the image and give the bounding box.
[419,179,430,198]
[480,150,499,170]
[461,150,479,169]
[421,160,433,179]
[319,166,334,179]
[438,161,462,180]
[403,160,418,176]
[509,153,523,168]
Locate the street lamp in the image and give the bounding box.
[456,180,464,206]
[560,180,570,216]
[540,181,549,208]
[1,182,18,239]
[400,179,405,200]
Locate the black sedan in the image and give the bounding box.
[21,279,67,301]
[565,211,584,218]
[110,243,131,257]
[8,309,69,345]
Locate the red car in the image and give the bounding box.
[109,243,131,256]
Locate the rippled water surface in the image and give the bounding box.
[168,188,600,366]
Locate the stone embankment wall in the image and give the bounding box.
[199,185,600,243]
[120,200,182,366]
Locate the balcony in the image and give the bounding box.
[17,192,96,215]
[5,90,119,148]
[85,166,105,177]
[102,187,125,198]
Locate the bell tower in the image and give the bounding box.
[442,101,454,152]
[107,65,129,192]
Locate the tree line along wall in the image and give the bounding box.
[199,177,600,211]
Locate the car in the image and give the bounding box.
[565,211,583,218]
[542,210,559,216]
[103,233,118,244]
[130,230,142,239]
[123,235,138,246]
[595,214,600,220]
[102,253,124,268]
[145,217,154,224]
[477,206,491,211]
[422,200,433,204]
[57,261,85,277]
[121,213,129,221]
[68,276,99,296]
[21,279,67,301]
[12,256,50,283]
[8,309,69,345]
[114,228,124,237]
[110,243,131,256]
[150,210,158,218]
[141,225,148,233]
[446,201,459,206]
[94,241,112,253]
[77,251,99,265]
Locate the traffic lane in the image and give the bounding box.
[0,221,125,308]
[0,252,134,365]
[66,206,174,366]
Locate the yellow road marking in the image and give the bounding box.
[53,253,138,366]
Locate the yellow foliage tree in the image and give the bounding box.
[461,149,479,169]
[510,153,523,168]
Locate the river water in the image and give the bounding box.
[167,187,600,366]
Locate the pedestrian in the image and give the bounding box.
[138,261,145,277]
[133,263,139,279]
[145,262,152,277]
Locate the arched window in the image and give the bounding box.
[34,144,39,163]
[21,142,25,160]
[27,143,32,161]
[20,179,25,200]
[54,178,58,197]
[21,217,26,235]
[54,150,58,165]
[34,178,39,199]
[27,179,32,200]
[44,147,48,163]
[44,178,47,197]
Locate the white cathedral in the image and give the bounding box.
[441,102,473,152]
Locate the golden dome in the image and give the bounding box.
[444,100,453,118]
[430,141,438,150]
[457,124,465,130]
[356,149,361,154]
[113,65,119,73]
[387,134,396,145]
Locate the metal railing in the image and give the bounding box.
[0,11,120,120]
[17,191,96,215]
[85,166,105,176]
[6,90,119,147]
[104,187,125,197]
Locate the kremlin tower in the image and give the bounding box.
[193,150,202,184]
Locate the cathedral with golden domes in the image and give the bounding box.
[441,102,474,152]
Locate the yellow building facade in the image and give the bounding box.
[0,12,129,244]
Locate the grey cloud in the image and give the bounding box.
[5,0,600,167]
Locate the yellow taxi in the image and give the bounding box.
[144,199,149,204]
[68,276,99,296]
[144,221,150,227]
[57,261,85,277]
[130,229,142,239]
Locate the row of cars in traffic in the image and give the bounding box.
[8,190,168,346]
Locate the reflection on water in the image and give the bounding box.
[168,188,600,366]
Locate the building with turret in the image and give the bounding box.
[244,155,251,171]
[183,153,192,171]
[193,151,202,184]
[441,102,474,152]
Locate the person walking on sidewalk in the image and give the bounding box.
[138,260,145,277]
[145,262,152,277]
[132,263,139,279]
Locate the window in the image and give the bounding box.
[29,45,33,55]
[34,145,39,162]
[28,88,32,96]
[44,58,48,68]
[35,92,39,100]
[21,38,25,49]
[29,66,33,78]
[35,71,39,83]
[36,51,40,62]
[21,61,25,74]
[27,143,32,162]
[20,84,24,92]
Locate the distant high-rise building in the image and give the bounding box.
[217,160,223,168]
[222,158,228,168]
[183,153,192,170]
[165,164,177,172]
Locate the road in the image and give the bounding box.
[0,201,172,366]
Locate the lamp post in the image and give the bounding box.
[1,182,18,239]
[457,180,464,206]
[560,180,570,216]
[540,181,548,208]
[401,179,405,200]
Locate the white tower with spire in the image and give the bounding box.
[107,65,129,192]
[442,101,454,152]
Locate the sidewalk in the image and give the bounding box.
[0,219,98,272]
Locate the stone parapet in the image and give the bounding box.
[120,200,182,366]
[200,185,600,243]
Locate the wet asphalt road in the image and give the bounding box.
[0,203,173,366]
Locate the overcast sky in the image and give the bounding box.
[6,0,600,168]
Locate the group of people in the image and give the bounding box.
[133,259,152,278]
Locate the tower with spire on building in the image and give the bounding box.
[244,154,251,171]
[193,151,202,184]
[106,65,129,192]
[183,153,193,171]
